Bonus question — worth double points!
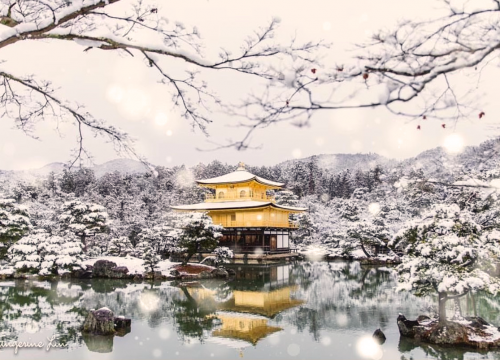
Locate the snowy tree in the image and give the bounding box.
[0,1,324,164]
[275,190,300,206]
[176,213,222,265]
[396,204,500,324]
[59,200,110,253]
[233,1,498,148]
[213,247,234,268]
[38,232,86,275]
[0,198,31,258]
[7,230,45,273]
[107,236,133,257]
[8,229,85,275]
[142,244,160,275]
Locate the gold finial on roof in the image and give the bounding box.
[237,162,245,171]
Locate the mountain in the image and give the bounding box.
[0,159,150,182]
[92,159,150,178]
[279,153,397,174]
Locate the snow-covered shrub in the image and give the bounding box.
[108,236,133,257]
[142,244,160,274]
[7,230,46,273]
[38,232,86,275]
[8,229,85,275]
[213,247,234,268]
[0,198,31,258]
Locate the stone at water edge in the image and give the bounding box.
[114,316,131,330]
[211,268,229,279]
[83,307,116,335]
[373,329,386,345]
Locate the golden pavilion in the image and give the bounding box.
[171,162,307,254]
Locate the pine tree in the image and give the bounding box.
[176,213,222,265]
[108,236,133,257]
[0,198,31,258]
[7,230,46,273]
[59,200,110,253]
[396,204,500,324]
[142,244,160,274]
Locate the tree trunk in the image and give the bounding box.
[452,298,463,320]
[360,241,372,258]
[81,234,87,253]
[182,252,194,266]
[438,291,448,324]
[471,291,477,317]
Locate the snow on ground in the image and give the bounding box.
[83,256,180,275]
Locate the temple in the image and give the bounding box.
[171,162,306,255]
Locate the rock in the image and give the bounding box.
[373,329,386,345]
[397,314,420,337]
[80,271,93,279]
[73,269,92,279]
[85,265,94,272]
[61,272,72,279]
[109,266,129,279]
[13,273,27,280]
[114,316,131,330]
[170,269,181,278]
[211,268,229,279]
[92,261,130,279]
[83,307,116,335]
[397,314,500,349]
[198,270,213,279]
[133,274,143,281]
[226,268,236,276]
[464,316,489,329]
[144,271,162,280]
[92,260,118,278]
[417,315,431,322]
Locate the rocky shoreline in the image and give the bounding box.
[397,314,500,350]
[0,260,234,282]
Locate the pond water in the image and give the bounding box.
[1,261,500,360]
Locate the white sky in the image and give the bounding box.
[0,0,497,171]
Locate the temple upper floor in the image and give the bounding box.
[197,162,283,203]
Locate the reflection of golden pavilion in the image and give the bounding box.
[219,286,304,318]
[212,313,281,345]
[182,264,304,346]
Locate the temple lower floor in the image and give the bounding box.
[218,228,293,254]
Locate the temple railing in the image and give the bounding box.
[204,194,275,203]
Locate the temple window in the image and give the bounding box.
[240,190,246,198]
[218,191,225,199]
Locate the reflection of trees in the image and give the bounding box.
[0,280,85,345]
[283,262,430,337]
[170,286,221,342]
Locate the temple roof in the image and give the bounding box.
[171,201,307,212]
[196,163,284,188]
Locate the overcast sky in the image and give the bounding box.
[0,0,497,171]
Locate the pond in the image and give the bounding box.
[1,261,500,360]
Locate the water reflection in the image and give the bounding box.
[0,262,500,359]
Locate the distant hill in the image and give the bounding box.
[0,158,150,182]
[279,153,397,174]
[92,159,150,178]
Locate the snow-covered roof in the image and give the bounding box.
[197,163,284,188]
[171,201,307,212]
